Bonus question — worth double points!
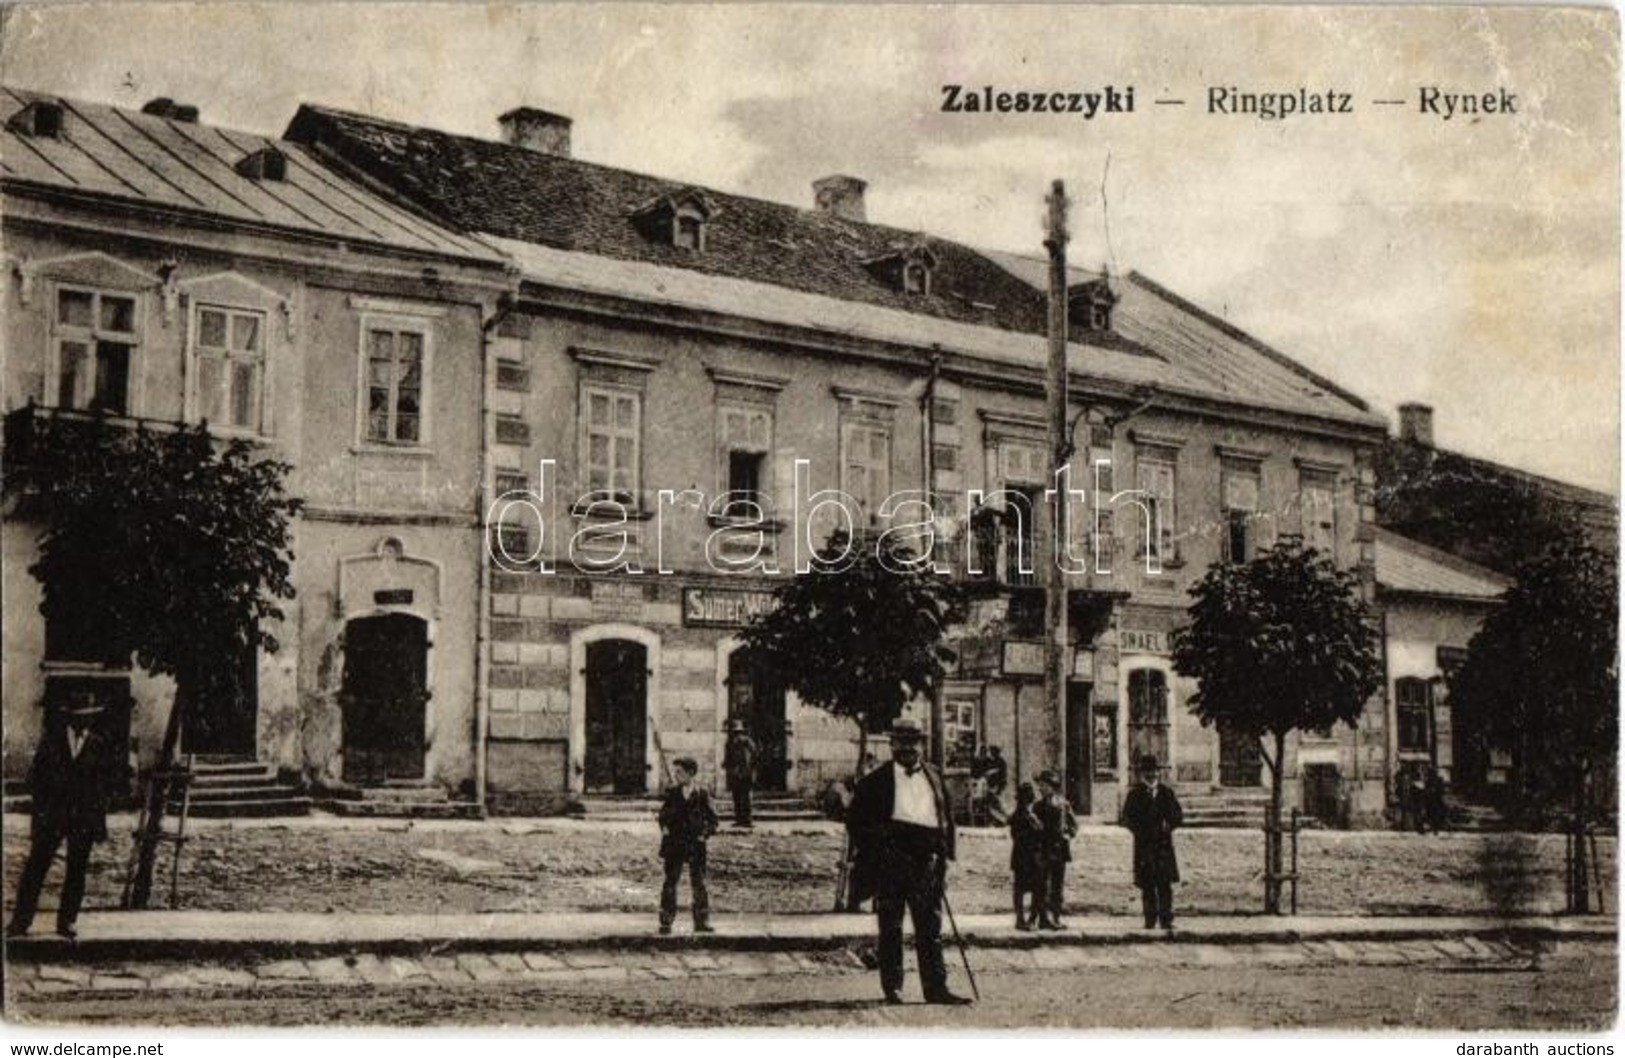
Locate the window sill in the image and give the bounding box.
[40,660,131,675]
[571,501,656,523]
[706,513,787,533]
[352,444,434,459]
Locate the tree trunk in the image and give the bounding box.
[1261,730,1287,915]
[126,677,188,909]
[854,713,868,780]
[1571,759,1591,914]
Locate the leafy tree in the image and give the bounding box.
[1171,537,1381,913]
[5,410,300,906]
[1448,535,1617,912]
[736,528,963,772]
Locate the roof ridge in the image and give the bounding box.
[1416,442,1618,507]
[1123,270,1374,414]
[293,101,993,254]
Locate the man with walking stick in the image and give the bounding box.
[845,718,973,1006]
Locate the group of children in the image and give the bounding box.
[1007,769,1078,930]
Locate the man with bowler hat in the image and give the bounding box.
[845,718,972,1005]
[1119,753,1184,930]
[1033,769,1077,929]
[7,691,118,940]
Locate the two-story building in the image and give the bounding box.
[0,88,510,807]
[286,101,1393,819]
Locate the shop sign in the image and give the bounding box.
[373,588,414,606]
[1002,640,1046,677]
[1119,629,1168,655]
[683,588,777,628]
[1072,648,1095,680]
[592,580,647,621]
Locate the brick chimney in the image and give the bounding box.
[498,106,572,157]
[1398,402,1435,447]
[813,174,867,222]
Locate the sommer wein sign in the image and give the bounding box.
[683,588,778,628]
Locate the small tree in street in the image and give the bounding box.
[737,529,963,774]
[5,411,300,907]
[1171,537,1381,913]
[1448,535,1618,913]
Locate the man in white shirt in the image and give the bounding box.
[845,718,971,1005]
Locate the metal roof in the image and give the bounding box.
[0,87,502,263]
[1375,528,1511,601]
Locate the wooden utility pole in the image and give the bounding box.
[1043,180,1075,808]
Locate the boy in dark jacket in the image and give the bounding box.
[1034,769,1078,929]
[657,756,719,935]
[1007,781,1044,930]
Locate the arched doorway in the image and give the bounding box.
[584,639,649,794]
[726,647,789,791]
[341,613,429,784]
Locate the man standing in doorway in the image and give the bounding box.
[723,719,757,829]
[1120,753,1184,931]
[845,718,972,1005]
[7,694,118,940]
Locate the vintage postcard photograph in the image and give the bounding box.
[0,0,1617,1038]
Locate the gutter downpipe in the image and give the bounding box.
[475,283,519,814]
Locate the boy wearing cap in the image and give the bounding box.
[7,693,117,940]
[1119,753,1184,930]
[657,756,719,935]
[1033,770,1078,929]
[845,718,971,1005]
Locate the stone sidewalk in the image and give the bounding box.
[3,910,1613,963]
[6,914,1612,999]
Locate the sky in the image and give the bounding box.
[1,2,1617,493]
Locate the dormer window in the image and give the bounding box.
[674,212,704,251]
[235,146,288,182]
[8,100,65,139]
[633,189,718,252]
[1068,277,1118,333]
[864,240,938,296]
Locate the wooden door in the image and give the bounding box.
[585,640,648,794]
[341,614,429,784]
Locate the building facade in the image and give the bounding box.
[287,100,1395,819]
[0,89,508,803]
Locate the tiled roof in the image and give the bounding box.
[288,103,1383,432]
[980,249,1375,423]
[1375,528,1511,601]
[0,87,501,263]
[284,104,1050,335]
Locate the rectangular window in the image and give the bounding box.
[1300,471,1337,556]
[52,287,138,415]
[364,325,427,445]
[841,421,891,526]
[193,305,265,433]
[1004,485,1040,586]
[1221,460,1262,563]
[1136,449,1177,566]
[582,383,641,502]
[1397,678,1433,755]
[720,403,772,516]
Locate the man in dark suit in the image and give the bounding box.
[845,718,971,1006]
[1033,769,1078,929]
[1119,753,1184,931]
[722,720,757,829]
[7,696,117,940]
[657,756,719,935]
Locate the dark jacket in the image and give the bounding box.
[1035,793,1078,863]
[723,734,757,788]
[845,762,956,906]
[658,784,719,860]
[1119,781,1183,887]
[29,720,115,843]
[1008,803,1044,885]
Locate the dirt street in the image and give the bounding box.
[5,816,1610,919]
